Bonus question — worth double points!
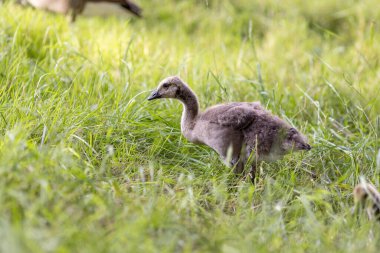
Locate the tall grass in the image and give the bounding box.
[0,0,379,252]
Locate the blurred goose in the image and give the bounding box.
[26,0,142,22]
[354,182,380,220]
[148,76,311,183]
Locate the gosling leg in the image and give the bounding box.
[231,157,244,175]
[248,164,255,184]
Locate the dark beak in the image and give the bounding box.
[303,144,312,151]
[147,90,161,101]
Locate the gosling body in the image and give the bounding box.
[148,76,311,182]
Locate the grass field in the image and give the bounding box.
[1,0,380,252]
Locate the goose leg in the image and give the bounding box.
[69,0,86,22]
[70,11,77,22]
[121,0,142,17]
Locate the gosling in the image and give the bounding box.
[148,76,311,183]
[26,0,142,22]
[353,182,380,220]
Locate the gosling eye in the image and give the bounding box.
[162,83,170,88]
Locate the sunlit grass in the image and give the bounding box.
[0,0,380,252]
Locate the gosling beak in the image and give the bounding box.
[147,90,161,101]
[303,144,312,151]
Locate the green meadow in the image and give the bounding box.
[0,0,380,252]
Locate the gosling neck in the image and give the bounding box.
[176,85,199,137]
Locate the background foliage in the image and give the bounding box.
[0,0,379,252]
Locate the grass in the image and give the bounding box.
[0,0,380,252]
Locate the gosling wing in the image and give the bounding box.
[201,103,260,130]
[215,106,258,129]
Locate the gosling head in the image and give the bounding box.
[280,127,311,153]
[147,76,186,101]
